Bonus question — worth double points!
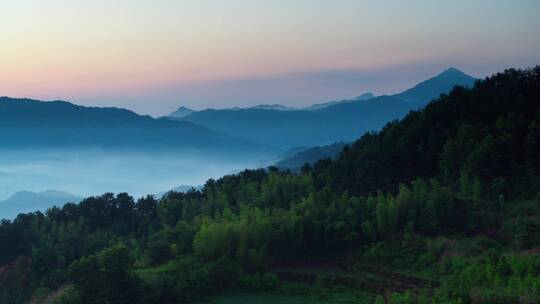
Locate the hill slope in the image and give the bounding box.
[178,96,410,149]
[0,97,269,157]
[317,67,539,196]
[304,92,375,111]
[0,190,82,220]
[393,67,476,106]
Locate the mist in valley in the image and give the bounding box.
[0,149,269,212]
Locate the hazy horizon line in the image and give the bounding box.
[2,62,536,117]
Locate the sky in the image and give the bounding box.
[0,0,539,116]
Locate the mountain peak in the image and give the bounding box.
[355,92,375,100]
[170,106,195,118]
[1,190,83,219]
[440,67,467,76]
[393,68,476,106]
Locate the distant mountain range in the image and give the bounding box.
[250,104,297,111]
[303,92,375,111]
[169,68,476,150]
[0,97,270,158]
[169,92,376,116]
[0,67,476,158]
[0,190,82,220]
[176,95,409,149]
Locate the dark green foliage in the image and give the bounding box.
[138,256,214,303]
[68,245,141,304]
[435,253,540,303]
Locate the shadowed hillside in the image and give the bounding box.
[393,67,476,106]
[179,96,410,149]
[0,97,271,158]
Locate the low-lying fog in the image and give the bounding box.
[0,149,270,201]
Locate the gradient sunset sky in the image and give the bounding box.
[1,0,539,115]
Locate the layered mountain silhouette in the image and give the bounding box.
[171,68,476,150]
[250,104,297,111]
[0,190,82,219]
[0,97,268,157]
[1,68,476,157]
[303,92,374,111]
[178,95,409,149]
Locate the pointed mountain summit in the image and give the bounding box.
[355,92,375,100]
[393,67,476,106]
[170,106,195,118]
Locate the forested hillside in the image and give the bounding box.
[0,68,539,303]
[315,67,540,197]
